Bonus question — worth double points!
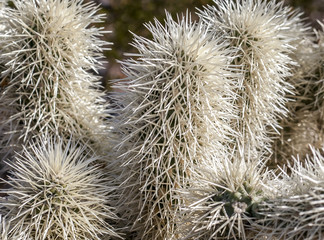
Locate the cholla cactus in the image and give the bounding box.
[271,22,324,167]
[314,21,324,123]
[0,137,120,240]
[197,0,308,162]
[0,0,9,165]
[178,155,274,240]
[287,33,320,112]
[272,109,324,168]
[256,147,324,239]
[0,0,111,157]
[114,11,237,239]
[0,216,10,240]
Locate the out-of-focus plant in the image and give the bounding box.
[272,19,324,167]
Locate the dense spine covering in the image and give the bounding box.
[178,155,274,240]
[0,0,323,239]
[272,21,324,167]
[0,1,119,239]
[197,0,307,162]
[174,1,314,239]
[0,0,111,157]
[114,12,237,239]
[0,137,120,240]
[256,147,324,239]
[0,216,10,240]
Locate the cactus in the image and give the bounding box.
[272,21,324,167]
[197,0,308,163]
[0,216,10,240]
[256,147,324,239]
[0,0,111,158]
[0,1,119,239]
[0,137,120,239]
[0,0,323,239]
[178,154,275,239]
[114,11,237,239]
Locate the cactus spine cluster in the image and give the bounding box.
[0,0,119,239]
[1,0,324,239]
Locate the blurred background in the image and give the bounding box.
[86,0,324,89]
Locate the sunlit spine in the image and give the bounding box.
[114,11,237,239]
[197,0,308,162]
